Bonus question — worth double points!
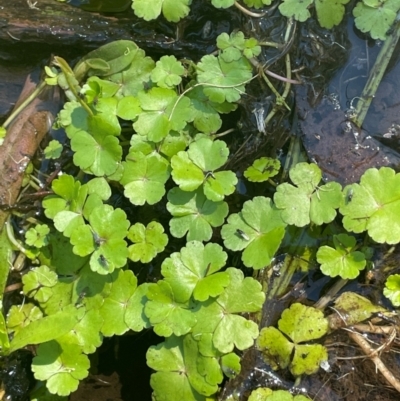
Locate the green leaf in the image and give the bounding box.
[73,40,139,80]
[108,49,155,97]
[317,234,367,279]
[196,55,253,103]
[58,309,103,354]
[151,55,185,88]
[167,188,229,242]
[384,274,400,306]
[145,281,197,337]
[7,304,43,335]
[274,163,343,227]
[9,306,84,353]
[329,292,387,329]
[125,283,152,332]
[244,157,280,182]
[22,265,58,303]
[243,0,272,7]
[132,0,191,22]
[278,0,313,22]
[187,83,236,134]
[221,197,286,269]
[147,336,214,401]
[134,88,194,142]
[340,167,400,244]
[315,0,350,29]
[32,340,90,396]
[71,130,122,177]
[257,304,328,376]
[171,137,237,201]
[44,140,63,159]
[100,270,137,336]
[120,151,170,205]
[25,224,50,248]
[43,175,87,220]
[216,31,261,62]
[278,303,329,343]
[353,0,400,40]
[161,241,229,303]
[193,268,265,353]
[116,96,142,120]
[127,221,168,263]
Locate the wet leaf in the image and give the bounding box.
[217,31,261,62]
[25,224,50,248]
[7,304,43,335]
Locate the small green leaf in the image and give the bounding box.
[221,197,286,269]
[278,0,313,22]
[353,0,400,40]
[384,274,400,306]
[161,240,229,303]
[7,304,43,335]
[25,224,50,248]
[274,163,343,227]
[167,188,229,242]
[44,140,63,159]
[317,234,367,279]
[132,0,191,22]
[100,270,137,336]
[257,304,328,376]
[151,55,185,88]
[145,281,197,337]
[340,167,400,244]
[9,306,83,353]
[187,83,236,134]
[212,0,235,8]
[127,221,168,263]
[244,157,280,182]
[315,0,350,29]
[171,137,237,201]
[32,340,90,396]
[278,303,329,343]
[134,87,194,142]
[120,151,170,205]
[216,31,261,62]
[197,55,253,103]
[193,268,265,353]
[71,130,122,177]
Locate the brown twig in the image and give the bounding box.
[346,328,400,392]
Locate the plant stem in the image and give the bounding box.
[2,80,47,129]
[352,21,400,127]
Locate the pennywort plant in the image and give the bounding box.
[129,0,400,41]
[2,32,400,401]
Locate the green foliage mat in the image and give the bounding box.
[2,0,400,396]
